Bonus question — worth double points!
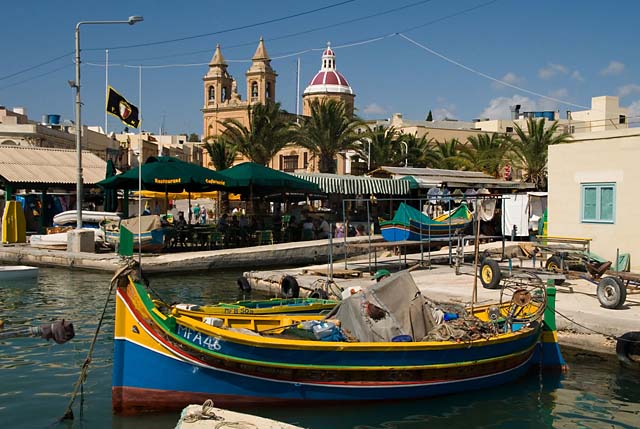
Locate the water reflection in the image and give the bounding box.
[0,267,639,429]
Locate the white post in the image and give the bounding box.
[402,141,408,167]
[296,57,300,123]
[74,23,83,229]
[104,49,109,135]
[367,139,371,171]
[138,65,142,267]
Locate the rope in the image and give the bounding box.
[181,399,258,429]
[59,261,136,421]
[554,309,640,343]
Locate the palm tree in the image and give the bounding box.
[203,136,236,171]
[356,125,403,171]
[220,102,296,166]
[459,133,511,177]
[510,118,570,190]
[399,132,434,168]
[430,139,465,170]
[296,99,364,173]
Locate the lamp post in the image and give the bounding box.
[73,16,143,229]
[401,141,408,167]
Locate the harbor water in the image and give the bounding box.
[1,267,639,429]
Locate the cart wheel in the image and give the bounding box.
[480,258,501,289]
[597,276,627,309]
[545,256,566,285]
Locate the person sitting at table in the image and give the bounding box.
[316,216,331,239]
[217,213,229,232]
[176,211,187,228]
[302,217,314,238]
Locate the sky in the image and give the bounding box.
[2,0,640,137]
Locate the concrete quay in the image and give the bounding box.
[0,235,380,273]
[243,246,639,357]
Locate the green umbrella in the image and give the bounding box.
[97,156,236,192]
[218,162,320,194]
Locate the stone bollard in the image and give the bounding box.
[67,229,95,253]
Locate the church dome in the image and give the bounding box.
[303,43,353,96]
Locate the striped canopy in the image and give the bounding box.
[289,173,411,196]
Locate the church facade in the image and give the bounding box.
[201,39,356,173]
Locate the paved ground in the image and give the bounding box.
[245,244,639,357]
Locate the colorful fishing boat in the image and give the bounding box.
[380,203,472,242]
[112,267,565,415]
[170,297,338,317]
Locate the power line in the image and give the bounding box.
[0,51,73,82]
[397,33,590,109]
[85,0,356,51]
[0,63,72,91]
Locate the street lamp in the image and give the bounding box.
[72,16,143,229]
[401,141,408,167]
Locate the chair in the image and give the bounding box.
[209,231,223,249]
[256,230,274,245]
[302,229,314,241]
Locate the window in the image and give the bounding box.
[505,126,514,133]
[620,115,626,124]
[303,152,308,168]
[282,155,299,172]
[208,86,215,102]
[221,87,227,101]
[266,82,272,100]
[582,183,615,223]
[251,82,258,101]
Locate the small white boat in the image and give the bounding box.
[53,210,121,227]
[29,229,106,250]
[0,265,39,281]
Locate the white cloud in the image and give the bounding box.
[538,63,568,79]
[362,103,386,115]
[601,61,625,76]
[492,72,524,90]
[571,70,585,82]
[627,100,640,117]
[538,63,583,82]
[433,107,456,120]
[480,95,535,120]
[618,84,640,97]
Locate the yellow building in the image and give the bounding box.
[201,40,357,174]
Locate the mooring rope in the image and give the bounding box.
[554,308,640,343]
[59,262,135,421]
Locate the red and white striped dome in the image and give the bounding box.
[303,42,353,96]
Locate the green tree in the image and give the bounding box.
[426,110,433,122]
[356,125,403,171]
[459,133,511,177]
[510,118,570,190]
[399,132,434,168]
[220,102,296,166]
[188,133,200,142]
[296,99,364,173]
[203,136,236,171]
[430,139,465,170]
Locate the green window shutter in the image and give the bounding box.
[600,186,614,221]
[583,187,597,220]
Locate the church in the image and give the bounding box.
[201,38,356,173]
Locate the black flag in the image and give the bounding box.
[106,86,140,128]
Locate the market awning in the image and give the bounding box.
[289,172,411,196]
[0,145,112,188]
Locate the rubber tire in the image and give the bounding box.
[236,277,251,292]
[280,275,300,298]
[545,255,566,285]
[480,258,502,289]
[309,288,329,299]
[597,276,626,309]
[616,331,640,369]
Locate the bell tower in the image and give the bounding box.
[203,44,233,108]
[245,37,277,104]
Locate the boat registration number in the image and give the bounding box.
[177,325,222,351]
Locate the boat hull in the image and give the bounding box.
[113,280,543,414]
[380,220,470,242]
[0,265,38,282]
